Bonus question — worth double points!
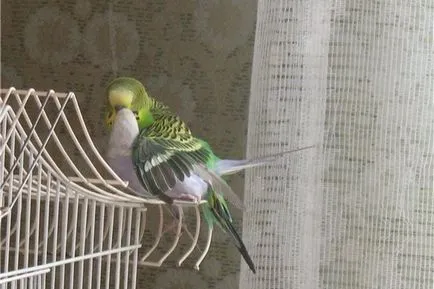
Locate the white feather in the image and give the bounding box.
[106,108,210,201]
[106,109,139,158]
[106,108,156,198]
[214,145,316,176]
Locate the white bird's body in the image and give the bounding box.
[106,107,313,207]
[106,108,208,202]
[104,77,315,274]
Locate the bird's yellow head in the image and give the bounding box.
[104,77,153,129]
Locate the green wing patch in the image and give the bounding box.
[132,100,214,200]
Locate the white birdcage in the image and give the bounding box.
[0,88,213,289]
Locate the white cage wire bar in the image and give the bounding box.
[0,88,213,289]
[0,268,49,289]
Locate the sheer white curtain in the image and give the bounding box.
[241,1,434,288]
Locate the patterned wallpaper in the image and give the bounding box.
[1,0,257,288]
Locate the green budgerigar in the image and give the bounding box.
[105,77,313,274]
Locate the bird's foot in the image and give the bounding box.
[176,193,199,203]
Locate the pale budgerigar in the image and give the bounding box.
[104,77,314,273]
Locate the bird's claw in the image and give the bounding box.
[176,193,199,203]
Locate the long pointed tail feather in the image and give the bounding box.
[223,214,256,273]
[207,192,256,273]
[215,145,316,176]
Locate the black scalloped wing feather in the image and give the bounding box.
[131,107,213,203]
